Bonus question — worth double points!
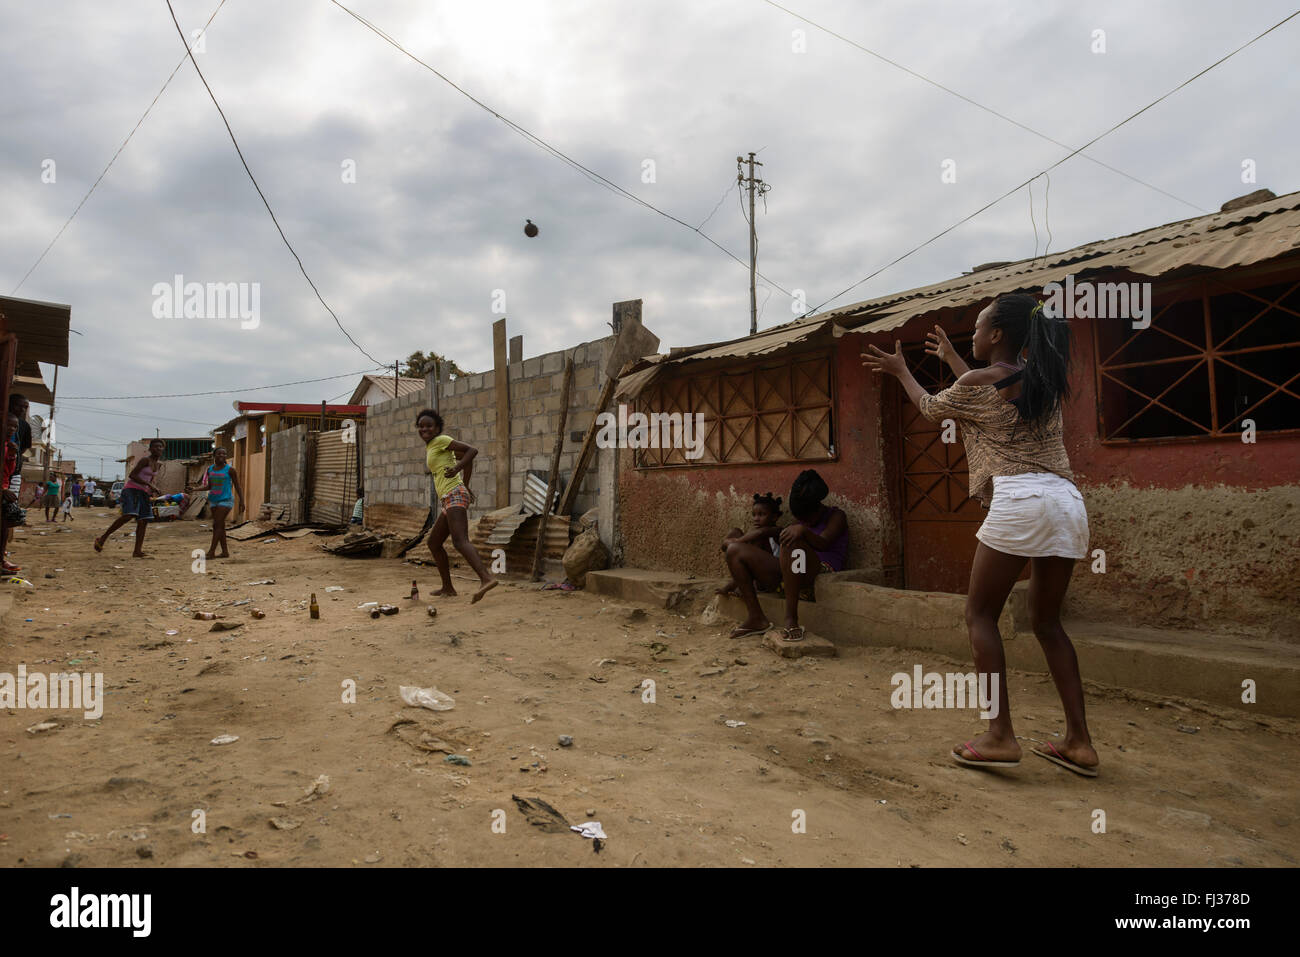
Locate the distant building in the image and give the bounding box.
[212,402,366,518]
[348,374,426,407]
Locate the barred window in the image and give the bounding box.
[635,352,835,468]
[1095,275,1300,441]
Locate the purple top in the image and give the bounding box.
[808,506,848,572]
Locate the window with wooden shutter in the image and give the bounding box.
[635,351,835,468]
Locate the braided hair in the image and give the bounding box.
[989,292,1073,425]
[788,469,829,520]
[753,491,783,521]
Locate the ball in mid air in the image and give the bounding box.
[524,219,539,238]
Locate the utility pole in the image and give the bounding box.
[42,365,58,485]
[737,152,768,336]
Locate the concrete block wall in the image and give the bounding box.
[268,425,308,524]
[362,384,435,511]
[360,336,613,527]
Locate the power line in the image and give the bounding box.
[164,0,386,366]
[328,0,793,298]
[761,0,1205,213]
[10,0,229,294]
[56,403,218,429]
[804,8,1300,316]
[61,365,386,401]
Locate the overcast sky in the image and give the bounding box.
[3,0,1296,477]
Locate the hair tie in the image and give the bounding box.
[1030,302,1044,319]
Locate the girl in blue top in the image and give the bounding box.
[193,447,243,559]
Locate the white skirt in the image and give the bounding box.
[976,473,1090,559]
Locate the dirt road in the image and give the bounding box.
[2,516,1296,867]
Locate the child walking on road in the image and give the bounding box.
[417,409,496,603]
[193,446,242,559]
[95,438,165,558]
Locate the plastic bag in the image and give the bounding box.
[399,686,455,711]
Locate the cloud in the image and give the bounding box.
[2,0,1295,472]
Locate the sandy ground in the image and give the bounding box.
[1,514,1297,868]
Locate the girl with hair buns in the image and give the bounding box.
[862,293,1098,777]
[717,491,785,637]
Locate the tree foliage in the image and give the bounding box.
[401,351,473,379]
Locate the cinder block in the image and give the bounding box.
[541,352,563,374]
[530,454,551,471]
[531,378,551,397]
[574,365,596,389]
[523,358,542,378]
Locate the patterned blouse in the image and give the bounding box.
[917,384,1073,508]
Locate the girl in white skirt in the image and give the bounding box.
[863,293,1098,777]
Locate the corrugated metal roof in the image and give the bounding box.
[0,295,71,367]
[617,190,1300,393]
[350,375,426,405]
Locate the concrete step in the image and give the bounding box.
[587,567,1300,718]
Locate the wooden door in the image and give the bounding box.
[898,335,983,592]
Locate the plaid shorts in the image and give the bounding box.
[440,484,472,512]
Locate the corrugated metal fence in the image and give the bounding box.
[308,428,361,526]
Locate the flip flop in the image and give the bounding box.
[470,580,499,604]
[1032,740,1099,778]
[728,624,768,639]
[952,741,1020,769]
[778,626,806,642]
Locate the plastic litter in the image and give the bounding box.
[210,734,239,745]
[324,586,345,592]
[724,720,747,728]
[571,821,606,840]
[4,577,34,588]
[400,686,456,711]
[444,754,472,766]
[245,579,276,586]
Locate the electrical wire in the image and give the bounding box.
[10,0,229,294]
[761,0,1206,213]
[164,0,386,366]
[328,0,793,297]
[55,403,218,428]
[803,7,1300,316]
[61,366,387,401]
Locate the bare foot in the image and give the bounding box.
[93,538,104,553]
[132,552,147,558]
[433,587,457,597]
[715,583,739,597]
[952,730,1022,765]
[471,580,498,604]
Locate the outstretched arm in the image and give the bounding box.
[925,324,971,378]
[862,341,931,412]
